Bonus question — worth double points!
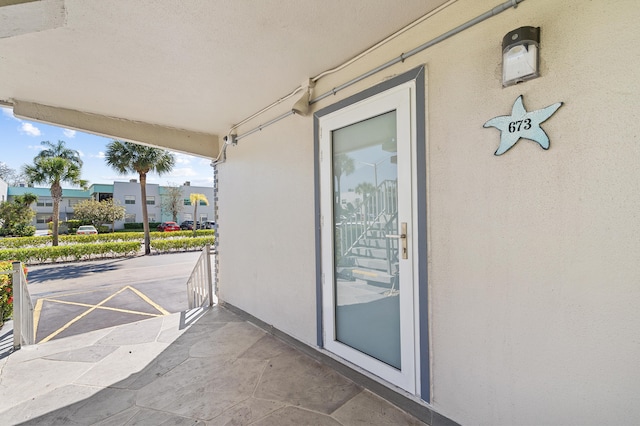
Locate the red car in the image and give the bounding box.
[157,221,180,232]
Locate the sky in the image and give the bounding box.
[0,106,214,188]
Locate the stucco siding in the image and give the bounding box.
[216,0,640,424]
[218,117,317,345]
[418,1,640,424]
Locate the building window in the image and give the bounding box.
[146,196,155,205]
[184,199,191,206]
[36,214,50,224]
[147,214,156,222]
[125,195,135,205]
[69,199,81,207]
[199,200,207,206]
[125,214,136,223]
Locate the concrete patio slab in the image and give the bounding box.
[0,306,430,425]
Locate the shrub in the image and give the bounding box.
[0,231,215,264]
[0,260,28,322]
[0,230,214,249]
[0,236,52,249]
[123,223,143,230]
[0,242,141,264]
[151,236,215,253]
[124,222,161,230]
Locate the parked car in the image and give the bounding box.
[203,220,216,229]
[157,221,181,232]
[180,220,196,230]
[76,225,98,235]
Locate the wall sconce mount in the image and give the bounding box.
[502,26,540,87]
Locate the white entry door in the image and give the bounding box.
[319,82,417,392]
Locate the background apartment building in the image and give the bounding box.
[5,180,214,231]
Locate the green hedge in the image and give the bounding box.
[151,237,215,253]
[0,236,52,249]
[0,230,215,249]
[124,222,162,230]
[0,242,141,264]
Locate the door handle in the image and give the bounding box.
[386,222,408,259]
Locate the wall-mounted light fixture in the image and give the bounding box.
[502,26,540,87]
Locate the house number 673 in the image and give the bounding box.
[508,118,531,133]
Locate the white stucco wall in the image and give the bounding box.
[218,0,640,424]
[218,117,317,344]
[112,181,161,226]
[0,179,7,203]
[412,1,640,424]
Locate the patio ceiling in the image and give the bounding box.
[0,0,451,158]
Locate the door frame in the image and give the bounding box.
[319,84,415,391]
[313,66,430,401]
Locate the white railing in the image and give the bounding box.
[186,244,214,309]
[337,179,398,258]
[1,262,34,350]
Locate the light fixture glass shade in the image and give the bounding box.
[502,26,540,87]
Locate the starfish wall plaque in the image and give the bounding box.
[483,95,563,155]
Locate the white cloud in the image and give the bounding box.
[19,122,41,136]
[27,144,45,151]
[97,151,105,159]
[77,150,85,157]
[170,167,198,178]
[63,129,76,138]
[174,153,192,165]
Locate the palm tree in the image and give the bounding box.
[16,193,38,208]
[355,182,376,198]
[105,141,175,255]
[333,153,355,206]
[23,141,86,246]
[36,140,83,165]
[189,193,209,236]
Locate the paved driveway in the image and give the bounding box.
[26,252,205,343]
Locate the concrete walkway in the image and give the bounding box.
[0,306,428,425]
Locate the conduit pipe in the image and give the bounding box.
[224,0,458,144]
[227,0,525,148]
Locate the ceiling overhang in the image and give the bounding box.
[0,0,452,158]
[0,0,65,38]
[13,100,220,159]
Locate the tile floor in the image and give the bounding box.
[0,306,429,425]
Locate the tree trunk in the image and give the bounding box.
[51,181,62,246]
[140,173,151,255]
[192,202,198,237]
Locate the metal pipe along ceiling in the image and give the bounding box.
[231,0,526,144]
